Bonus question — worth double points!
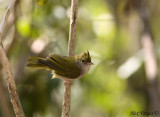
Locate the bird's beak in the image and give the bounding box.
[89,62,94,65]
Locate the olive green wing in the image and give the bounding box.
[48,54,81,79]
[27,54,80,79]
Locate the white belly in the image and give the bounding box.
[79,64,91,77]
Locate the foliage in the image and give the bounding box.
[0,0,159,117]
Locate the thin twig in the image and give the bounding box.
[0,76,13,117]
[141,33,160,111]
[139,1,160,111]
[0,0,25,117]
[0,0,16,36]
[0,47,25,117]
[61,0,79,117]
[68,0,79,56]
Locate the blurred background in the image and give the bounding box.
[0,0,160,117]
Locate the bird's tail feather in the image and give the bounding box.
[26,56,51,70]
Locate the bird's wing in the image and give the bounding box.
[48,54,80,79]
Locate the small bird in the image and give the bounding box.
[26,51,93,81]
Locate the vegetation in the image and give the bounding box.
[0,0,159,117]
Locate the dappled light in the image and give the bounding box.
[0,0,160,117]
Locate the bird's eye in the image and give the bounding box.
[82,60,85,63]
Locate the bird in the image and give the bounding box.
[26,51,93,81]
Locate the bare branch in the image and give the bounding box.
[61,0,79,117]
[0,0,25,117]
[0,46,25,117]
[141,33,160,111]
[0,77,14,117]
[61,82,72,117]
[0,0,16,38]
[68,0,79,56]
[139,0,160,111]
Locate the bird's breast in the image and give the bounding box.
[79,64,91,77]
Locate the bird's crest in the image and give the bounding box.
[77,51,91,63]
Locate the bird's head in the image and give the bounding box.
[76,51,93,76]
[76,51,93,65]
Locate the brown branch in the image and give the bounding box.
[0,0,16,36]
[0,77,14,117]
[141,33,160,111]
[61,82,72,117]
[0,47,25,117]
[139,0,160,111]
[61,0,79,117]
[0,0,25,117]
[68,0,79,56]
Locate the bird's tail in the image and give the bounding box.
[26,56,51,70]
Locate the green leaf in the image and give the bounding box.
[34,0,48,6]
